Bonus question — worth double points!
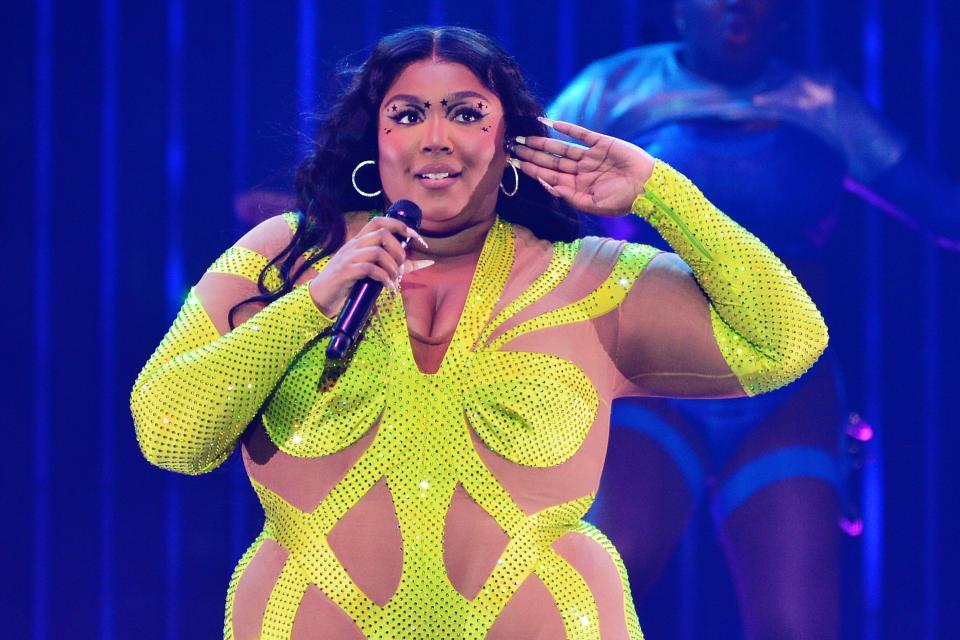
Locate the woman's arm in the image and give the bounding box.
[131,213,425,475]
[612,161,829,398]
[513,119,828,399]
[130,216,334,475]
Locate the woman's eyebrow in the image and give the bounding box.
[445,90,490,104]
[383,94,422,108]
[382,90,492,110]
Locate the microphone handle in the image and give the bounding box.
[325,276,384,360]
[324,199,421,361]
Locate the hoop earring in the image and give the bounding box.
[500,161,519,197]
[352,160,382,198]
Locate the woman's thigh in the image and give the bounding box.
[592,397,708,598]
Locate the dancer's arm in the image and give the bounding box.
[865,153,960,247]
[829,72,960,245]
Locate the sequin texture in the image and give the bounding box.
[632,160,829,395]
[132,161,827,638]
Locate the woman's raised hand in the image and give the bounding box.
[308,216,432,318]
[511,118,656,216]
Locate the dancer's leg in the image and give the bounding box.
[712,364,841,640]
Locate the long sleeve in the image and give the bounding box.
[130,277,333,475]
[619,160,828,397]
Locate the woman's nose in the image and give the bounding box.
[422,115,452,153]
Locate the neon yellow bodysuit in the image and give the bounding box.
[131,161,827,639]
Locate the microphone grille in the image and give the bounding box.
[386,199,422,231]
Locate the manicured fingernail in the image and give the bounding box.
[407,229,429,249]
[537,117,555,128]
[409,259,435,272]
[538,177,559,196]
[506,157,522,169]
[514,135,527,145]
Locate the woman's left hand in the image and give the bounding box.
[511,118,656,216]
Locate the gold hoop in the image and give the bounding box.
[351,160,382,198]
[499,161,519,197]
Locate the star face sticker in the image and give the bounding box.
[477,101,485,110]
[440,98,448,107]
[482,126,489,132]
[391,104,398,112]
[424,101,432,109]
[384,128,391,134]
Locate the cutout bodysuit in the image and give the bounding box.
[131,162,828,638]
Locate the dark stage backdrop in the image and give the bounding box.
[4,1,958,638]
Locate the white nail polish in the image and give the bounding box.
[537,116,555,127]
[405,229,428,249]
[538,177,559,195]
[410,259,435,272]
[515,135,526,145]
[507,157,522,169]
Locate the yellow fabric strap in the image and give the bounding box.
[478,239,580,347]
[489,242,657,352]
[223,530,269,639]
[631,160,828,396]
[283,210,324,260]
[208,246,283,290]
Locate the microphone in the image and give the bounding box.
[325,199,422,360]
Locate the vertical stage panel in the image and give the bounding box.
[861,2,884,638]
[920,1,941,638]
[99,0,119,637]
[1,4,42,639]
[164,2,186,639]
[115,2,171,638]
[48,1,104,637]
[32,1,54,637]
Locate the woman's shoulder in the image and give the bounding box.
[511,223,659,277]
[576,235,660,276]
[233,209,367,262]
[234,212,299,258]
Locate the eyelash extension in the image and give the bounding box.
[386,107,425,125]
[385,105,489,125]
[449,106,487,123]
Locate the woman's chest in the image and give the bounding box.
[260,231,655,468]
[401,287,464,369]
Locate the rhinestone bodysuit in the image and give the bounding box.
[132,162,828,639]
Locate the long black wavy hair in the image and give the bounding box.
[229,26,579,328]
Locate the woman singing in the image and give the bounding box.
[131,26,827,639]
